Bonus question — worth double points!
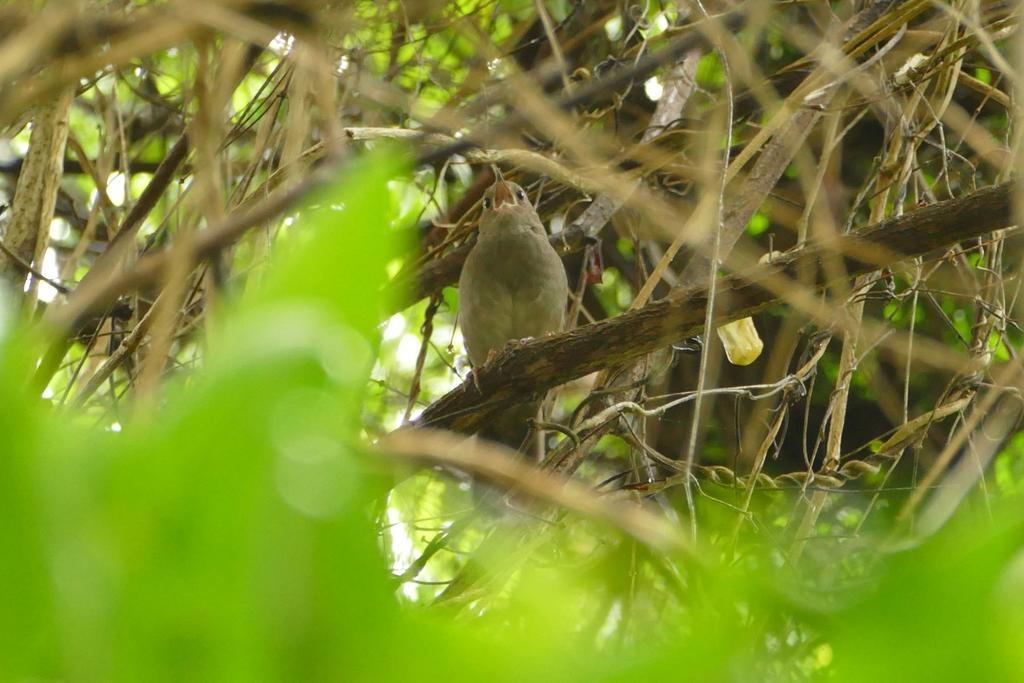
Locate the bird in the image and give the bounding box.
[458,177,569,454]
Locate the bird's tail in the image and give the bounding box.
[479,399,540,455]
[473,399,541,512]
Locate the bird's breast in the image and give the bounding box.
[459,230,569,365]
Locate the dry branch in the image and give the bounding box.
[412,182,1014,435]
[0,87,74,303]
[380,429,689,554]
[414,8,747,167]
[43,154,342,338]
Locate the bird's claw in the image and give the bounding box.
[468,348,502,393]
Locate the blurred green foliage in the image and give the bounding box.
[1,152,1021,680]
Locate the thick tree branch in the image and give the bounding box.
[412,182,1014,434]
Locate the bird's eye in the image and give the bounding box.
[482,197,491,209]
[516,189,526,201]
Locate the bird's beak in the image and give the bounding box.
[493,181,514,208]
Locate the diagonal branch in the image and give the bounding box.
[411,182,1014,435]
